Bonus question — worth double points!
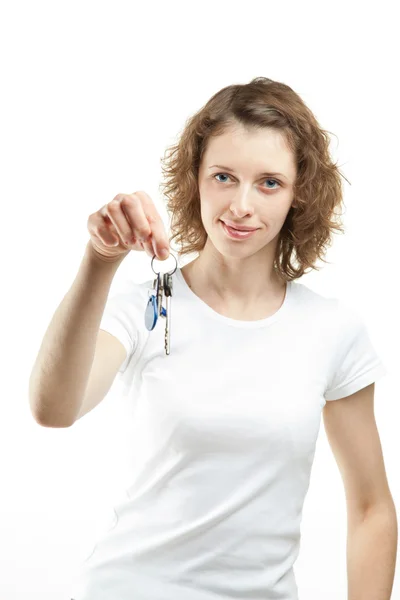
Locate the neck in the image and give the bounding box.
[183,249,285,307]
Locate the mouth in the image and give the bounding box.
[221,220,259,232]
[220,220,259,240]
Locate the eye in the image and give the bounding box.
[213,173,281,189]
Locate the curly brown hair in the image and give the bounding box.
[159,77,349,282]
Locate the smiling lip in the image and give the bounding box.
[221,221,259,240]
[221,220,259,231]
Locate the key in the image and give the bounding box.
[163,272,173,355]
[156,271,164,317]
[145,252,177,354]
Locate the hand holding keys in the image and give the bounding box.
[144,253,177,355]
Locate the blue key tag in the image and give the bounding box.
[145,294,167,330]
[145,273,166,331]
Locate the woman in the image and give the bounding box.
[29,77,393,600]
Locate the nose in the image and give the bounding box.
[229,186,256,218]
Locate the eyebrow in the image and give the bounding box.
[208,165,288,180]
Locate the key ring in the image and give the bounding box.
[150,252,178,276]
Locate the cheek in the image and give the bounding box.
[261,197,291,220]
[199,194,220,220]
[198,201,213,229]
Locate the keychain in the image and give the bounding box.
[144,253,177,355]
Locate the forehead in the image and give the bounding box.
[202,125,296,177]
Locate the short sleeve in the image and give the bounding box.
[324,304,387,401]
[99,279,148,374]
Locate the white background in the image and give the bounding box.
[0,1,398,598]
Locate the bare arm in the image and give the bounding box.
[28,241,126,427]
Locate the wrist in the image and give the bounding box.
[86,240,128,267]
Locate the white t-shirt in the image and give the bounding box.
[69,267,387,600]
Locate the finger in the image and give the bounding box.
[102,194,148,246]
[129,191,170,258]
[88,213,120,247]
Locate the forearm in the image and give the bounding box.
[29,241,125,427]
[347,503,398,600]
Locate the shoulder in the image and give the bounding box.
[290,281,364,342]
[107,276,153,304]
[290,280,340,318]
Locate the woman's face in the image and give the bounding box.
[197,124,297,259]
